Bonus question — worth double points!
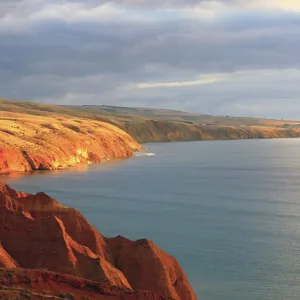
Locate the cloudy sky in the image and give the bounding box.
[1,0,300,118]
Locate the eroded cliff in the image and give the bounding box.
[2,99,300,145]
[0,183,196,300]
[0,111,142,174]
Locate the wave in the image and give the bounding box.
[134,152,156,157]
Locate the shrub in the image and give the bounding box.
[41,123,56,130]
[20,289,32,299]
[62,123,81,133]
[57,293,75,299]
[0,129,15,135]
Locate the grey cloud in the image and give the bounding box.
[0,0,44,17]
[2,15,299,76]
[0,1,300,117]
[54,0,246,8]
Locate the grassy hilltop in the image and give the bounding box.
[1,99,300,143]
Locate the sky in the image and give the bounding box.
[1,0,300,118]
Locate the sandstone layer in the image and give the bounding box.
[0,111,142,174]
[0,183,197,300]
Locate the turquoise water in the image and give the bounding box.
[4,139,300,299]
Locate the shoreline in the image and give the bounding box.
[0,112,143,175]
[2,136,300,176]
[142,135,300,144]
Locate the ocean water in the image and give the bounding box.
[3,139,300,300]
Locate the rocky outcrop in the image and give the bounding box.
[106,236,196,300]
[0,111,142,174]
[0,183,196,300]
[0,242,18,268]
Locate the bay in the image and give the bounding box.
[4,139,300,299]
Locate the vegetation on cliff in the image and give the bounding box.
[0,109,142,174]
[1,99,300,144]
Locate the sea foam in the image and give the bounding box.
[134,152,156,157]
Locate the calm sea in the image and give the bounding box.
[3,139,300,300]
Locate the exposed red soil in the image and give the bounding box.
[0,268,170,299]
[0,111,142,174]
[0,183,197,300]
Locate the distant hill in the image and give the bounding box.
[1,99,300,143]
[67,104,297,127]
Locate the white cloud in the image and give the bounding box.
[136,74,226,89]
[110,0,300,13]
[134,69,295,90]
[30,2,149,23]
[1,0,300,34]
[238,0,300,12]
[91,1,300,12]
[0,1,153,33]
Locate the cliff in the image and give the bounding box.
[0,183,196,300]
[0,111,142,174]
[0,268,175,299]
[119,119,300,143]
[2,99,300,145]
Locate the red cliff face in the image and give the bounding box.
[106,236,196,300]
[0,111,142,174]
[0,183,197,300]
[0,268,171,300]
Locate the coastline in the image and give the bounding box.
[2,131,300,176]
[123,123,300,143]
[0,111,143,175]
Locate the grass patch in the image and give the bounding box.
[62,123,81,133]
[41,123,57,130]
[20,289,32,299]
[57,293,75,299]
[0,129,15,135]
